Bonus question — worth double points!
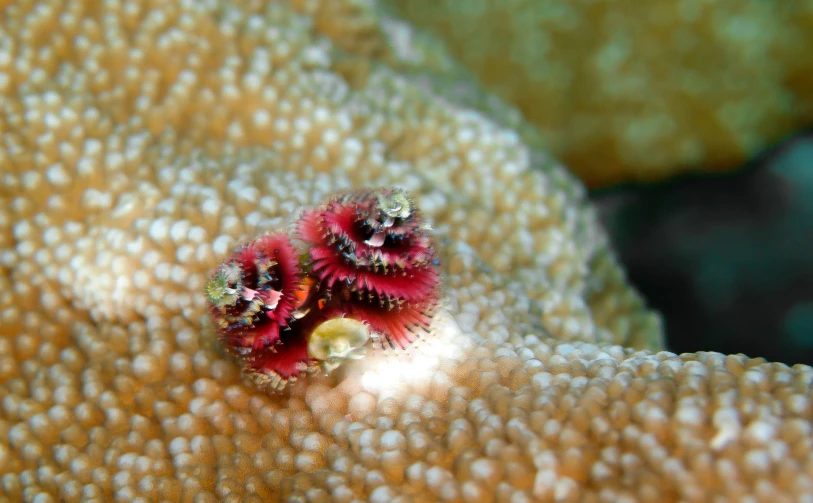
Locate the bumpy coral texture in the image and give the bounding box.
[0,0,809,502]
[387,0,813,187]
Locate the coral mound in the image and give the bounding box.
[2,0,808,502]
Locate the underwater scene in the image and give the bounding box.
[1,0,812,501]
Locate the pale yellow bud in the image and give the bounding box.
[308,318,371,374]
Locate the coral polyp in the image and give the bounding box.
[205,188,442,389]
[297,188,441,349]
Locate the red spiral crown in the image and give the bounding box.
[205,188,442,389]
[204,233,301,352]
[297,188,441,349]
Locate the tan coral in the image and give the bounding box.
[0,0,808,501]
[386,0,813,187]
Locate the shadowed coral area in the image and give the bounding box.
[0,0,810,501]
[386,0,813,187]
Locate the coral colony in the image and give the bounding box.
[204,188,441,390]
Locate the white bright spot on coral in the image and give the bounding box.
[45,164,70,187]
[212,235,232,256]
[359,311,463,399]
[148,218,170,242]
[711,408,742,451]
[252,109,270,127]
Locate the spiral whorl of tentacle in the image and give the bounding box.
[297,188,441,349]
[205,188,442,389]
[205,233,301,353]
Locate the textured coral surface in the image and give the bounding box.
[1,0,810,502]
[387,0,813,187]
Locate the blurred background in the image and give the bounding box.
[384,0,813,365]
[594,132,813,366]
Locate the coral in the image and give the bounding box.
[385,0,813,187]
[0,0,806,502]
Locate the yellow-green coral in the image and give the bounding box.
[387,0,813,187]
[2,0,809,501]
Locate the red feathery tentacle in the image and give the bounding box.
[206,188,443,386]
[244,304,347,380]
[242,318,313,380]
[205,233,301,351]
[346,301,432,349]
[296,188,441,349]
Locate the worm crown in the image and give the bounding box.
[205,233,300,353]
[204,188,441,389]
